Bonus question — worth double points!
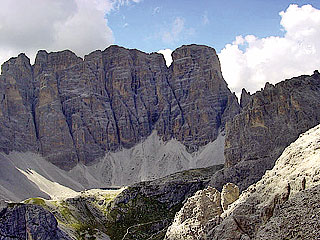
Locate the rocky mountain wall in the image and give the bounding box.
[0,44,239,170]
[211,70,320,190]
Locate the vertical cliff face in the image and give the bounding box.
[163,45,239,151]
[212,71,320,190]
[34,50,82,168]
[0,54,38,153]
[0,44,239,170]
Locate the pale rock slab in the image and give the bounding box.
[221,183,239,211]
[164,186,222,240]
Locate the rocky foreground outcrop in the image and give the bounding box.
[165,183,239,240]
[0,44,239,170]
[166,123,320,239]
[211,70,320,191]
[0,200,71,240]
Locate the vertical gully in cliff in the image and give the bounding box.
[30,66,39,141]
[165,75,192,133]
[103,71,121,147]
[55,72,80,162]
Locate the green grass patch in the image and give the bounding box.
[24,197,46,207]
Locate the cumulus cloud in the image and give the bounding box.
[0,0,139,67]
[158,48,173,67]
[219,4,320,98]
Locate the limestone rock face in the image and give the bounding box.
[0,44,239,170]
[0,54,38,154]
[254,184,320,240]
[221,183,239,211]
[34,50,81,169]
[208,123,320,239]
[0,202,71,239]
[166,124,320,240]
[212,71,320,190]
[164,186,223,240]
[164,45,239,150]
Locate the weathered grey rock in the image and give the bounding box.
[207,123,320,239]
[0,203,71,240]
[164,186,222,240]
[163,45,240,151]
[211,71,320,190]
[0,54,38,154]
[0,44,239,170]
[165,124,320,240]
[34,50,81,169]
[239,88,251,108]
[254,184,320,240]
[221,183,239,211]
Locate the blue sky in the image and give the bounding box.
[107,0,320,53]
[1,0,320,96]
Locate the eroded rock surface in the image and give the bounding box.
[254,184,320,240]
[211,70,320,190]
[0,201,71,240]
[221,183,239,211]
[164,45,239,150]
[165,182,239,240]
[164,186,222,240]
[209,123,320,239]
[166,124,320,240]
[0,44,239,170]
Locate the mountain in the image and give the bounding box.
[0,44,239,171]
[1,43,320,240]
[210,70,320,191]
[165,123,320,239]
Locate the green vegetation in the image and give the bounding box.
[104,188,182,240]
[71,222,99,240]
[23,197,46,207]
[19,165,224,240]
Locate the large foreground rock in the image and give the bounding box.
[0,201,71,240]
[164,186,223,240]
[177,123,320,239]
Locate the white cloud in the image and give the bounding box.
[162,17,194,45]
[219,4,320,98]
[158,49,173,67]
[0,0,140,67]
[162,17,185,44]
[153,6,161,15]
[202,11,209,25]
